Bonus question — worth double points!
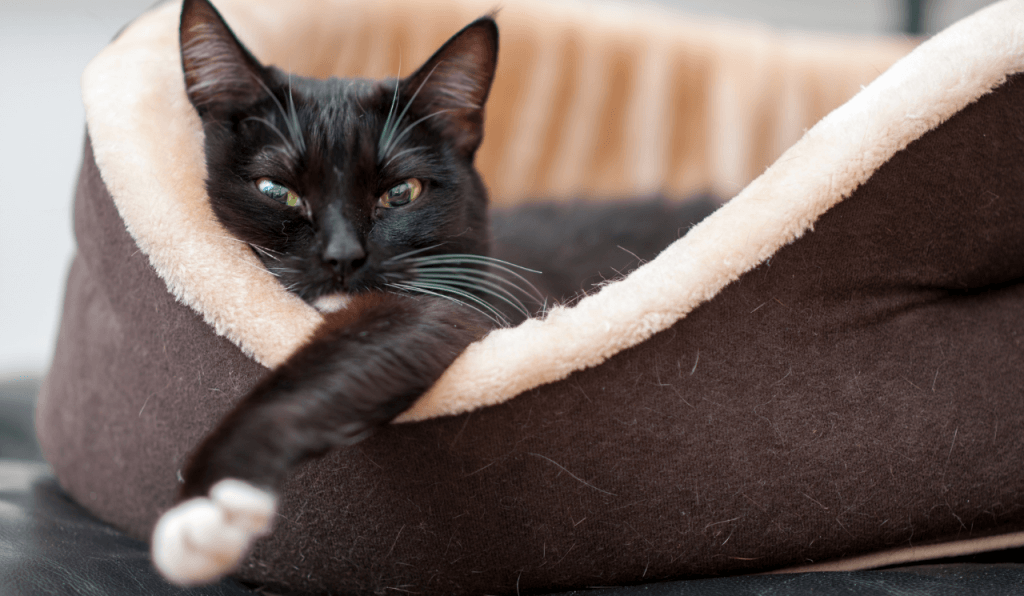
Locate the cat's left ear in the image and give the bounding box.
[179,0,268,116]
[402,17,499,157]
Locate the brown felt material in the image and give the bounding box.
[38,52,1024,595]
[40,138,266,536]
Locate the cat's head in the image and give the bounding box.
[179,0,498,310]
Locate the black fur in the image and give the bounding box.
[178,0,498,498]
[182,0,496,303]
[176,0,719,501]
[490,195,721,304]
[180,293,490,499]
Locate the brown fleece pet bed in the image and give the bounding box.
[37,0,1024,594]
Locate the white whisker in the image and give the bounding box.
[387,283,506,327]
[384,111,451,161]
[409,253,541,274]
[243,116,296,155]
[382,243,446,264]
[412,274,530,318]
[378,62,442,162]
[409,255,544,299]
[379,58,402,158]
[409,266,542,302]
[285,74,306,153]
[250,74,305,155]
[402,280,510,326]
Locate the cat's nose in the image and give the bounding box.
[322,234,366,273]
[321,204,366,274]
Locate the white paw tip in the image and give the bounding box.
[152,479,278,586]
[210,478,277,534]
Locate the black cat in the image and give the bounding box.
[153,0,718,585]
[154,0,506,584]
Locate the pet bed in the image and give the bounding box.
[37,0,1024,594]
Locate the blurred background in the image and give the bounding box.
[0,0,1000,380]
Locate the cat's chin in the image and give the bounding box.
[312,293,352,313]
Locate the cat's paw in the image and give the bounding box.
[151,479,277,586]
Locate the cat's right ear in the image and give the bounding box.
[400,17,499,158]
[180,0,267,115]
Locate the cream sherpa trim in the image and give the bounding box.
[402,0,1024,420]
[776,531,1024,573]
[82,1,322,367]
[82,0,1019,416]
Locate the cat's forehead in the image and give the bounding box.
[286,75,383,111]
[258,74,385,150]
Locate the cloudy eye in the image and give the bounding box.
[256,178,301,207]
[379,179,422,209]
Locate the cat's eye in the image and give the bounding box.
[379,179,422,209]
[256,178,301,207]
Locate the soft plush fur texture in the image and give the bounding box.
[405,0,1024,420]
[82,0,912,400]
[45,0,1024,593]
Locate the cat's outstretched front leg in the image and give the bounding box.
[151,292,490,585]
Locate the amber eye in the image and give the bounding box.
[379,179,422,208]
[256,178,301,207]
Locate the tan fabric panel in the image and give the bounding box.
[213,0,915,204]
